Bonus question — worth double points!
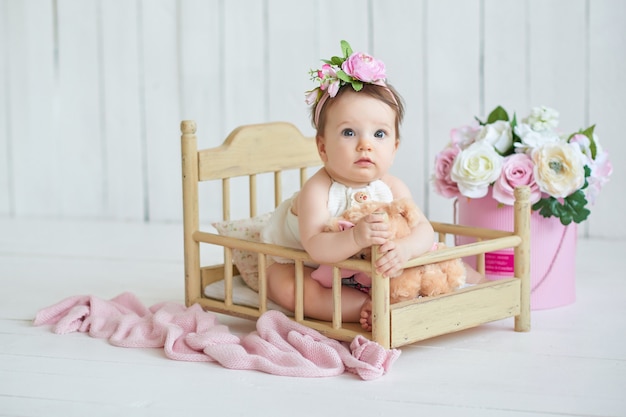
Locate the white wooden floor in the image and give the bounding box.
[1,217,625,417]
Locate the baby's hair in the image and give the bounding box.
[311,83,405,139]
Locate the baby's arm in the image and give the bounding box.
[296,172,391,264]
[375,175,435,278]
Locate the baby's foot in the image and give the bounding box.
[359,298,372,331]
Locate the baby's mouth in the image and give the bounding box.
[356,157,373,165]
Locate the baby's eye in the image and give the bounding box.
[374,130,386,139]
[341,129,355,137]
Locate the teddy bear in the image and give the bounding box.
[311,198,466,304]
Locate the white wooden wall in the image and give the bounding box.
[0,0,624,238]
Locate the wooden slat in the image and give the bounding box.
[332,267,342,329]
[431,221,514,239]
[181,121,201,307]
[390,279,521,348]
[514,186,531,332]
[370,246,390,348]
[249,174,257,218]
[257,253,267,313]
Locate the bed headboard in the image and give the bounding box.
[181,120,321,220]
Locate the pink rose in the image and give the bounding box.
[432,146,462,198]
[492,153,541,205]
[341,52,386,83]
[450,123,480,149]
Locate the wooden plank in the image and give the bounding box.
[178,0,222,143]
[0,0,10,215]
[100,0,144,220]
[588,0,626,238]
[7,1,59,216]
[425,0,481,223]
[318,0,368,55]
[390,279,521,347]
[178,1,224,223]
[527,0,586,132]
[372,0,427,214]
[222,0,265,128]
[266,0,318,212]
[266,0,317,131]
[140,0,181,221]
[56,0,104,217]
[483,0,528,112]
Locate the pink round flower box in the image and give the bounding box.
[456,193,577,310]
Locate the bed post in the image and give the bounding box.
[513,186,531,332]
[181,120,201,307]
[371,245,391,349]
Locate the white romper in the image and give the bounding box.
[260,180,393,264]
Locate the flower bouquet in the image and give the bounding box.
[432,105,612,225]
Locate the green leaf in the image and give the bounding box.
[340,40,353,58]
[486,106,509,123]
[568,124,597,160]
[474,116,485,126]
[329,56,344,66]
[532,192,591,225]
[351,80,363,91]
[336,70,353,83]
[581,124,597,159]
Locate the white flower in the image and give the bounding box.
[514,123,561,154]
[524,105,559,131]
[451,141,503,198]
[532,142,586,198]
[475,120,513,154]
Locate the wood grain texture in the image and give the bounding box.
[0,1,623,238]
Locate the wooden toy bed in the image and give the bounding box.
[181,120,531,349]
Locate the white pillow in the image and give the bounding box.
[211,212,272,291]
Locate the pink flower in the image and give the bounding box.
[317,64,341,97]
[569,133,592,162]
[432,146,462,198]
[305,89,319,105]
[450,123,480,149]
[342,52,387,83]
[586,149,613,204]
[492,153,542,205]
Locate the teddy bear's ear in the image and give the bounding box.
[393,198,419,228]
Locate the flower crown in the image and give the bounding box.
[305,40,391,127]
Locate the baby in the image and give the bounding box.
[261,40,435,330]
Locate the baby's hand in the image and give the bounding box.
[352,212,391,249]
[375,239,412,278]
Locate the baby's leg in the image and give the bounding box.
[359,298,373,331]
[463,262,486,284]
[266,262,369,323]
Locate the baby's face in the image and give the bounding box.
[318,90,398,188]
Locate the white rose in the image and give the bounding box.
[514,123,561,154]
[451,141,504,198]
[524,106,559,131]
[476,120,513,154]
[532,142,586,198]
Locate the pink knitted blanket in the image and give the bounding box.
[33,292,400,380]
